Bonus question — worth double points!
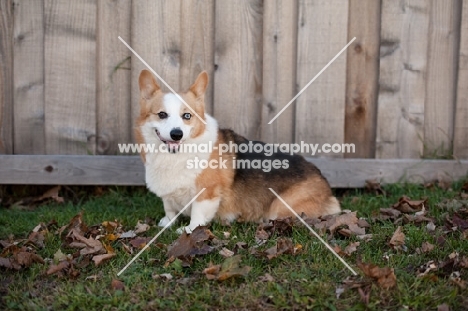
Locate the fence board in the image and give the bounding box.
[96,0,131,155]
[214,0,263,140]
[44,0,96,155]
[344,0,380,158]
[1,155,468,188]
[454,0,468,158]
[13,0,45,154]
[131,1,217,134]
[376,0,429,159]
[261,0,297,144]
[424,0,461,158]
[295,0,348,157]
[0,0,13,154]
[180,0,215,114]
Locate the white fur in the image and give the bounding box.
[141,97,219,230]
[177,197,221,234]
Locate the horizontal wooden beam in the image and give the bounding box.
[0,155,467,188]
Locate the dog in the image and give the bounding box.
[135,70,341,233]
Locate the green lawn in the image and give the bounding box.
[1,182,467,310]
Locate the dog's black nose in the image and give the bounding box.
[170,128,183,141]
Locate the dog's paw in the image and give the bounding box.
[158,216,172,227]
[176,226,192,235]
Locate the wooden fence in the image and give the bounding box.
[1,0,468,186]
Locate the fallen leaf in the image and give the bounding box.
[343,242,360,256]
[47,260,70,275]
[416,242,435,254]
[427,222,436,232]
[365,180,386,196]
[111,279,125,291]
[217,255,251,281]
[260,238,298,260]
[357,259,397,289]
[53,249,68,262]
[392,196,426,213]
[134,221,150,234]
[34,186,64,204]
[437,303,450,311]
[167,226,214,266]
[389,226,405,251]
[219,247,234,258]
[92,253,116,266]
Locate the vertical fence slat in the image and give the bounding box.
[376,0,429,159]
[261,0,297,144]
[0,0,13,154]
[344,0,380,158]
[295,0,348,157]
[96,0,131,155]
[454,0,468,158]
[180,0,215,114]
[44,0,96,155]
[130,1,181,139]
[213,0,263,140]
[13,0,45,154]
[424,0,461,158]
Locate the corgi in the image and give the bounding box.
[135,70,341,233]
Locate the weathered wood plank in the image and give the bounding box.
[214,0,263,140]
[344,0,380,158]
[424,0,461,158]
[96,0,132,155]
[13,0,45,154]
[0,0,13,154]
[0,155,145,185]
[454,0,468,158]
[180,0,215,114]
[44,0,97,154]
[376,0,429,159]
[295,0,348,157]
[130,1,216,134]
[1,155,467,188]
[261,0,297,144]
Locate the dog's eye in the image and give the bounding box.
[182,113,191,120]
[157,112,168,119]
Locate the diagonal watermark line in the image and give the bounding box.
[118,36,207,125]
[268,37,356,124]
[268,188,358,276]
[117,188,206,276]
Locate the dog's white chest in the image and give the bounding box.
[145,152,206,198]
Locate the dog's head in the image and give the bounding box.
[136,70,208,154]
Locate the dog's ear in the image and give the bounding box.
[139,70,160,99]
[189,71,208,98]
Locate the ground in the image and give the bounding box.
[0,181,467,310]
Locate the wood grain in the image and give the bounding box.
[213,0,263,140]
[344,0,380,158]
[130,1,215,130]
[424,0,461,158]
[295,0,348,157]
[454,0,468,158]
[0,0,13,154]
[44,0,96,154]
[376,0,429,159]
[261,0,297,144]
[96,0,132,155]
[1,155,467,188]
[13,0,45,154]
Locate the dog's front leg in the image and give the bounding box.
[158,198,178,227]
[180,197,220,234]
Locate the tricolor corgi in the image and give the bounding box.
[135,70,340,233]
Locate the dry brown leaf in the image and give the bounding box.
[219,247,234,258]
[344,242,360,256]
[392,196,426,213]
[134,221,150,234]
[357,259,397,289]
[111,279,125,291]
[47,260,70,275]
[326,212,359,233]
[34,186,64,204]
[92,253,116,266]
[416,242,435,254]
[365,180,386,196]
[69,229,104,255]
[389,226,405,251]
[167,226,214,266]
[258,273,274,282]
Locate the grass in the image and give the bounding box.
[1,182,468,310]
